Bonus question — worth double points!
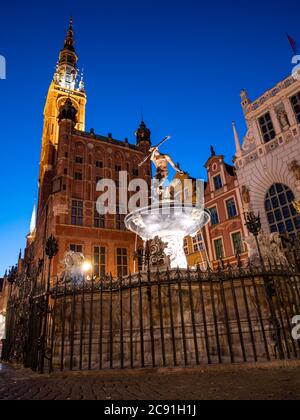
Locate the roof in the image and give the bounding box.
[225,163,236,177]
[74,129,142,152]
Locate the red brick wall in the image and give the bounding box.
[34,120,151,282]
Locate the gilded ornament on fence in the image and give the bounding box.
[293,201,300,214]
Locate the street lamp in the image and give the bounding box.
[82,261,92,274]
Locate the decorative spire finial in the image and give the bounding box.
[232,121,242,157]
[64,16,75,51]
[30,203,37,236]
[210,146,216,157]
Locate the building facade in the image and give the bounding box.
[176,150,248,269]
[203,149,248,268]
[234,73,300,239]
[28,19,151,282]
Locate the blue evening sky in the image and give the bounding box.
[0,0,299,275]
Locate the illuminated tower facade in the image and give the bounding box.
[29,19,151,281]
[39,18,87,216]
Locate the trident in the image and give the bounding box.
[138,135,172,168]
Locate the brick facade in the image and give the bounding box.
[203,152,248,268]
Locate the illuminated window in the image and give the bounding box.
[71,200,83,226]
[258,112,276,143]
[93,247,106,278]
[117,248,128,277]
[265,184,300,238]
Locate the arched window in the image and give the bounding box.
[265,184,300,238]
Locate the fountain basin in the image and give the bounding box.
[125,201,211,269]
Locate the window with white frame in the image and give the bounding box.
[71,200,83,226]
[184,239,189,255]
[258,112,276,143]
[117,248,128,277]
[70,244,83,253]
[192,233,205,253]
[226,198,238,219]
[213,175,223,191]
[210,207,219,226]
[93,247,106,278]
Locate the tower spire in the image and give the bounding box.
[135,120,151,148]
[64,16,75,52]
[29,203,37,237]
[233,121,242,157]
[55,17,78,90]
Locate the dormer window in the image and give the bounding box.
[213,175,223,191]
[258,112,276,143]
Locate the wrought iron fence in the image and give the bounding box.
[2,260,300,373]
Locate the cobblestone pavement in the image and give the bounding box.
[0,361,300,400]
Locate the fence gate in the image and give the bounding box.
[2,294,47,372]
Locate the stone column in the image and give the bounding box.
[282,97,297,126]
[269,106,282,135]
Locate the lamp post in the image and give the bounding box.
[40,235,58,374]
[7,265,18,300]
[1,267,17,361]
[245,212,284,360]
[244,212,265,267]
